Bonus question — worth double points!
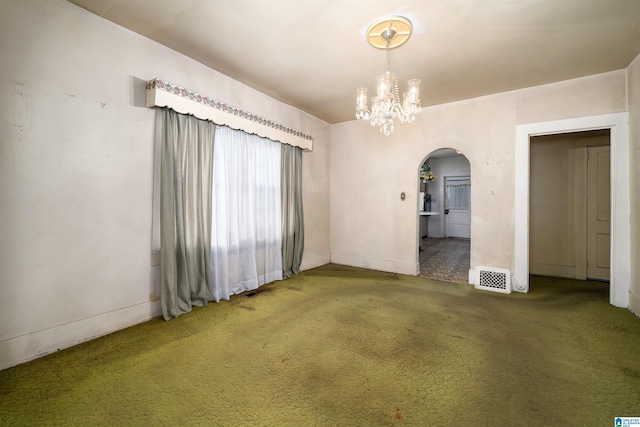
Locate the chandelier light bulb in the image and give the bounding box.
[356,88,368,110]
[407,79,420,104]
[377,73,391,98]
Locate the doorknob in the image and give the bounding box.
[445,209,449,214]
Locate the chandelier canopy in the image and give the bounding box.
[355,16,421,136]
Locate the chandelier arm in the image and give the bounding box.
[392,102,420,123]
[356,109,373,120]
[391,104,409,123]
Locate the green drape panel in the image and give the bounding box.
[281,144,304,278]
[160,108,215,320]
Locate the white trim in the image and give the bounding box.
[0,300,162,371]
[330,252,416,275]
[515,113,630,307]
[629,291,640,317]
[300,252,331,271]
[529,263,576,279]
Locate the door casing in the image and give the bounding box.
[515,113,629,307]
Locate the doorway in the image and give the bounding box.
[529,130,610,282]
[417,149,471,284]
[514,113,630,307]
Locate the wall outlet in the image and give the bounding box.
[363,261,369,267]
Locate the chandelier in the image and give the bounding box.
[356,16,421,136]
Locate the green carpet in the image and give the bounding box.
[1,264,639,426]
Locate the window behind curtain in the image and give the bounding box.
[210,126,283,302]
[445,178,471,210]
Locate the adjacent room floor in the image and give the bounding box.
[419,237,470,284]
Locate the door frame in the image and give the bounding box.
[586,145,611,281]
[514,113,629,307]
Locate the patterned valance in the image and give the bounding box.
[146,78,313,151]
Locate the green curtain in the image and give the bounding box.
[160,108,215,320]
[281,144,304,278]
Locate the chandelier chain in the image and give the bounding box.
[386,39,391,73]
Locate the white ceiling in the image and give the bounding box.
[67,0,640,124]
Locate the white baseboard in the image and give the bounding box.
[529,263,576,278]
[0,299,162,371]
[629,291,640,317]
[330,252,416,276]
[300,252,330,271]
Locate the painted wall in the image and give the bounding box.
[529,133,609,279]
[0,0,331,370]
[627,53,640,316]
[331,71,627,277]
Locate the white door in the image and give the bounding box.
[444,177,471,238]
[587,146,610,281]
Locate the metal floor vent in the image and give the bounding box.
[475,266,511,294]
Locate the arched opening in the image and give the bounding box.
[417,148,471,284]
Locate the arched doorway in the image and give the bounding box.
[417,148,471,284]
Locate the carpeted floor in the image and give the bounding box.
[419,237,470,284]
[1,264,639,426]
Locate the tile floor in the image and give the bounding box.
[419,237,470,284]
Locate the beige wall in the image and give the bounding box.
[627,53,640,316]
[331,71,627,277]
[514,71,628,125]
[0,0,330,369]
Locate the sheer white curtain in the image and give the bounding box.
[210,126,283,302]
[445,179,471,210]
